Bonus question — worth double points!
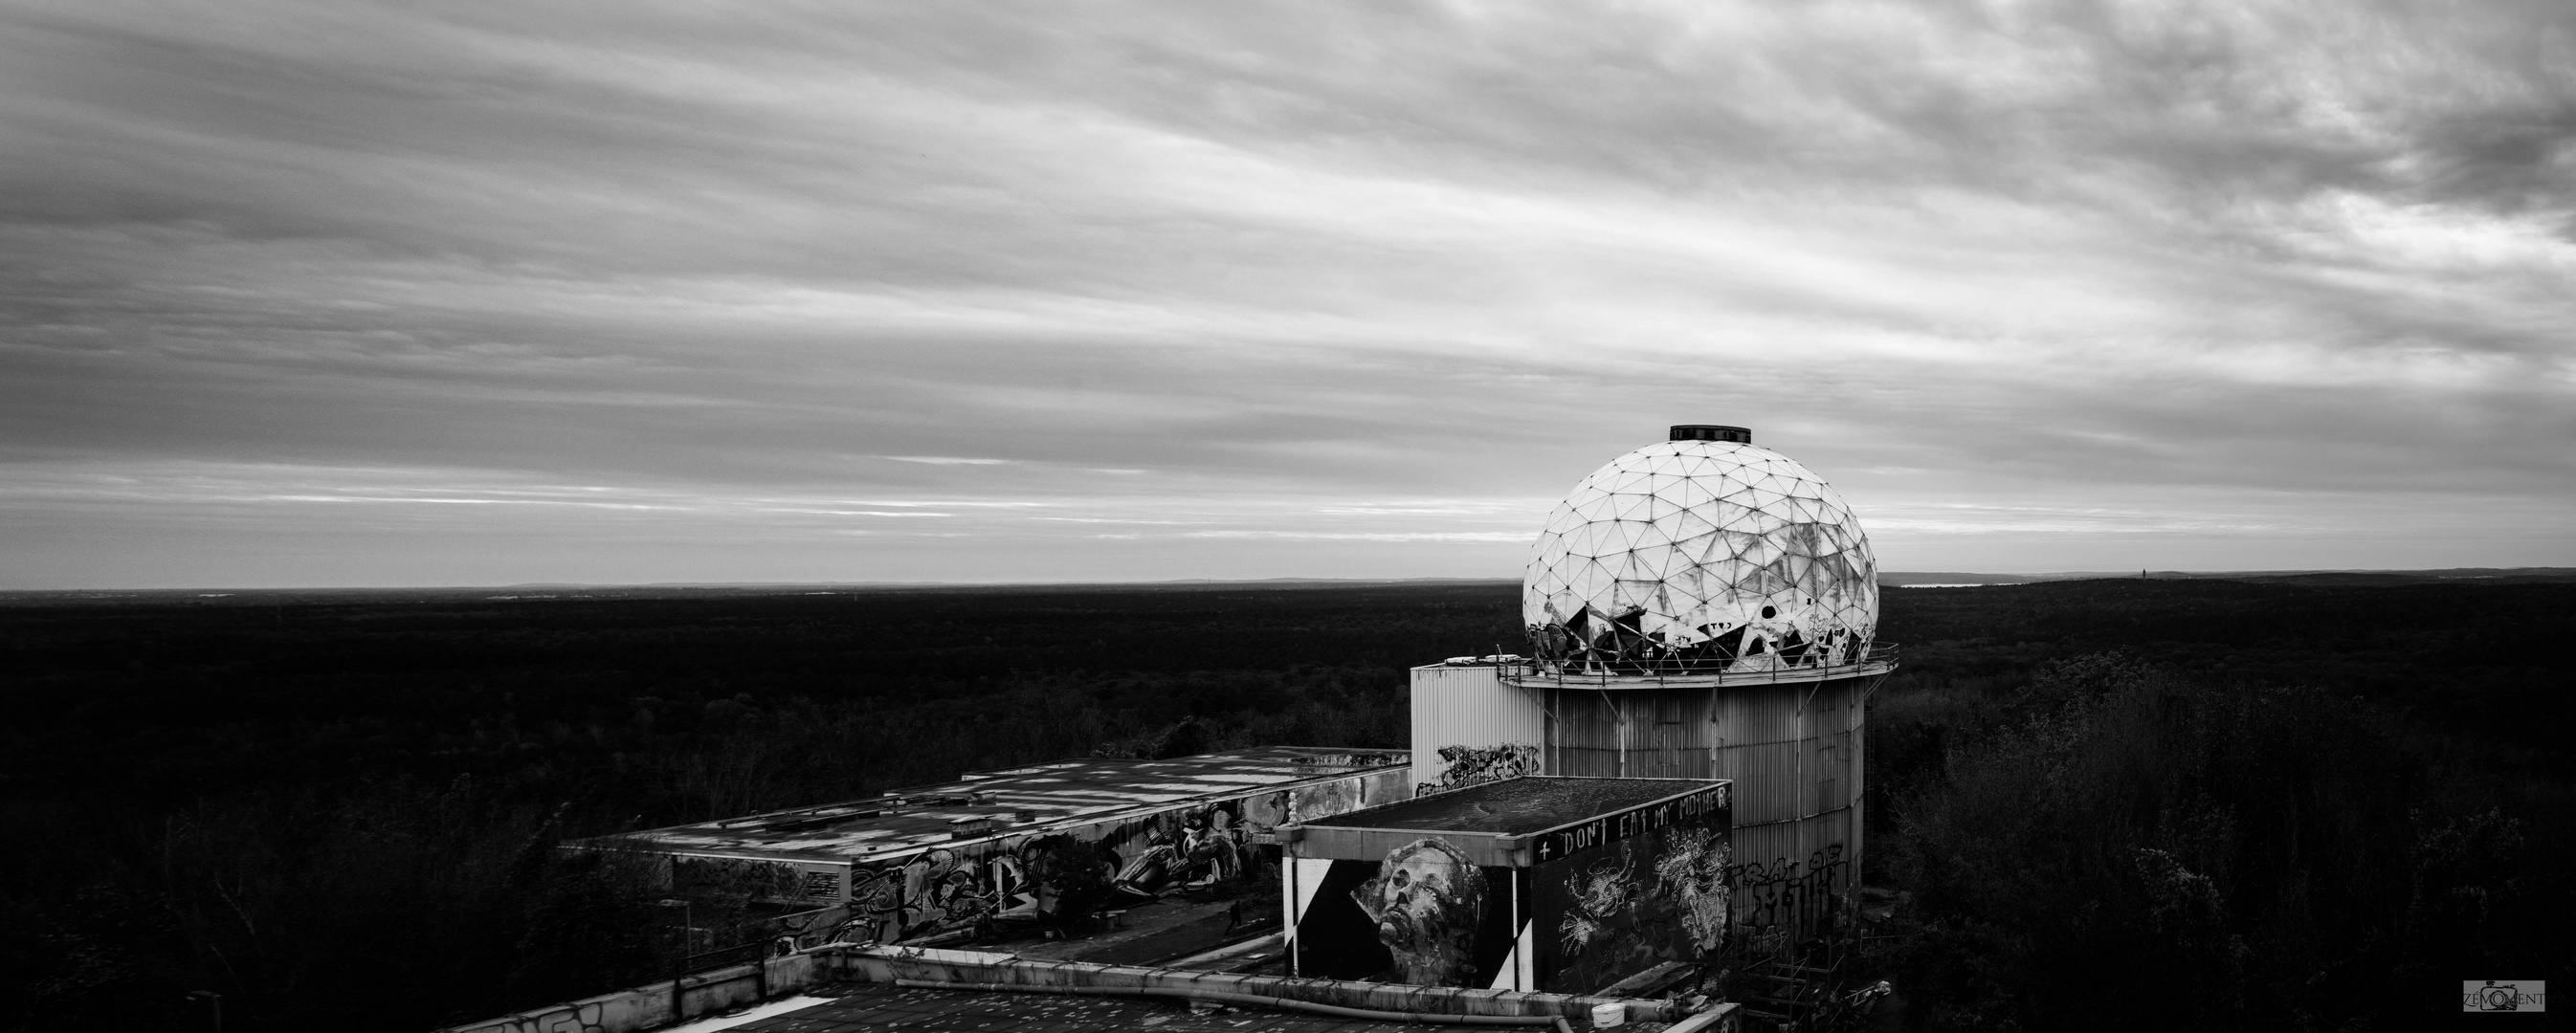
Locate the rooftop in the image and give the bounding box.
[1301,777,1721,836]
[707,981,1459,1033]
[1493,645,1899,690]
[597,747,1406,863]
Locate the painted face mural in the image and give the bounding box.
[1351,838,1487,987]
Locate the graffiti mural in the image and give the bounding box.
[1658,825,1731,952]
[1351,839,1491,986]
[1727,845,1848,943]
[1291,780,1729,994]
[770,902,861,953]
[445,999,611,1033]
[1531,785,1731,994]
[1291,841,1522,988]
[844,846,1016,942]
[1416,742,1541,797]
[1107,803,1268,901]
[1286,778,1364,824]
[836,773,1400,943]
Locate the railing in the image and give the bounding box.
[670,940,774,1021]
[1499,642,1899,689]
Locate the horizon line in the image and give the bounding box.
[8,566,2575,596]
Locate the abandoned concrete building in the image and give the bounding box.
[454,424,1894,1033]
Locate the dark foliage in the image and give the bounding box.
[0,579,2567,1031]
[1873,579,2576,771]
[1865,581,2576,1031]
[0,583,1504,1032]
[1873,657,2573,1029]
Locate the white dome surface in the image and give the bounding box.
[1523,439,1878,672]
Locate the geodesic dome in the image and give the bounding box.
[1523,433,1878,674]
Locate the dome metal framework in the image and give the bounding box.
[1523,437,1880,676]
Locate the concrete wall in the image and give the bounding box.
[826,765,1412,945]
[845,945,1691,1023]
[440,941,1715,1033]
[436,950,829,1033]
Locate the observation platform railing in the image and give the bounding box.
[1498,642,1899,691]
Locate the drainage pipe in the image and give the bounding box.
[891,978,1578,1030]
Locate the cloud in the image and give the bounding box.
[2,0,2571,586]
[1181,531,1529,543]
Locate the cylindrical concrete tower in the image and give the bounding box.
[1408,425,1896,944]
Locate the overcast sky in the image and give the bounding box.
[4,1,2571,588]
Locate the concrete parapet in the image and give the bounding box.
[435,951,824,1033]
[437,942,1708,1032]
[838,945,1690,1023]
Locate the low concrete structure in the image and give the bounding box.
[437,947,832,1033]
[1282,777,1731,995]
[576,747,1409,944]
[436,942,1717,1033]
[843,944,1693,1022]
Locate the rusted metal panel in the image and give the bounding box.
[1545,686,1721,780]
[1563,682,1826,825]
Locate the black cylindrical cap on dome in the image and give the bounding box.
[1670,425,1751,443]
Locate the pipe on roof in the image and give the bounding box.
[892,978,1578,1029]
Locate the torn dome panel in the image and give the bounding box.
[1523,439,1878,672]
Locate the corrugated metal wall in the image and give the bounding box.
[1408,664,1549,791]
[1410,661,1874,939]
[1543,673,1873,938]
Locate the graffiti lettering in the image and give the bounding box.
[445,1000,608,1033]
[1533,784,1730,864]
[1538,820,1606,864]
[1416,743,1540,798]
[834,777,1389,943]
[1725,845,1848,941]
[1535,806,1734,994]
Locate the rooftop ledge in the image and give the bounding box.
[1496,644,1900,691]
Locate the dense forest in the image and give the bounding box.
[2,578,2569,1031]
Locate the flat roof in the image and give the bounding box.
[1302,777,1722,836]
[709,981,1498,1033]
[591,747,1406,864]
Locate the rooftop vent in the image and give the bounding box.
[1670,425,1751,443]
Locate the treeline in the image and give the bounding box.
[1,584,1494,1032]
[0,583,1509,806]
[3,579,2570,1031]
[1873,579,2576,769]
[1856,580,2576,1027]
[1866,652,2572,1028]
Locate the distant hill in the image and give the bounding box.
[1876,572,2048,586]
[0,577,1523,607]
[1881,567,2576,586]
